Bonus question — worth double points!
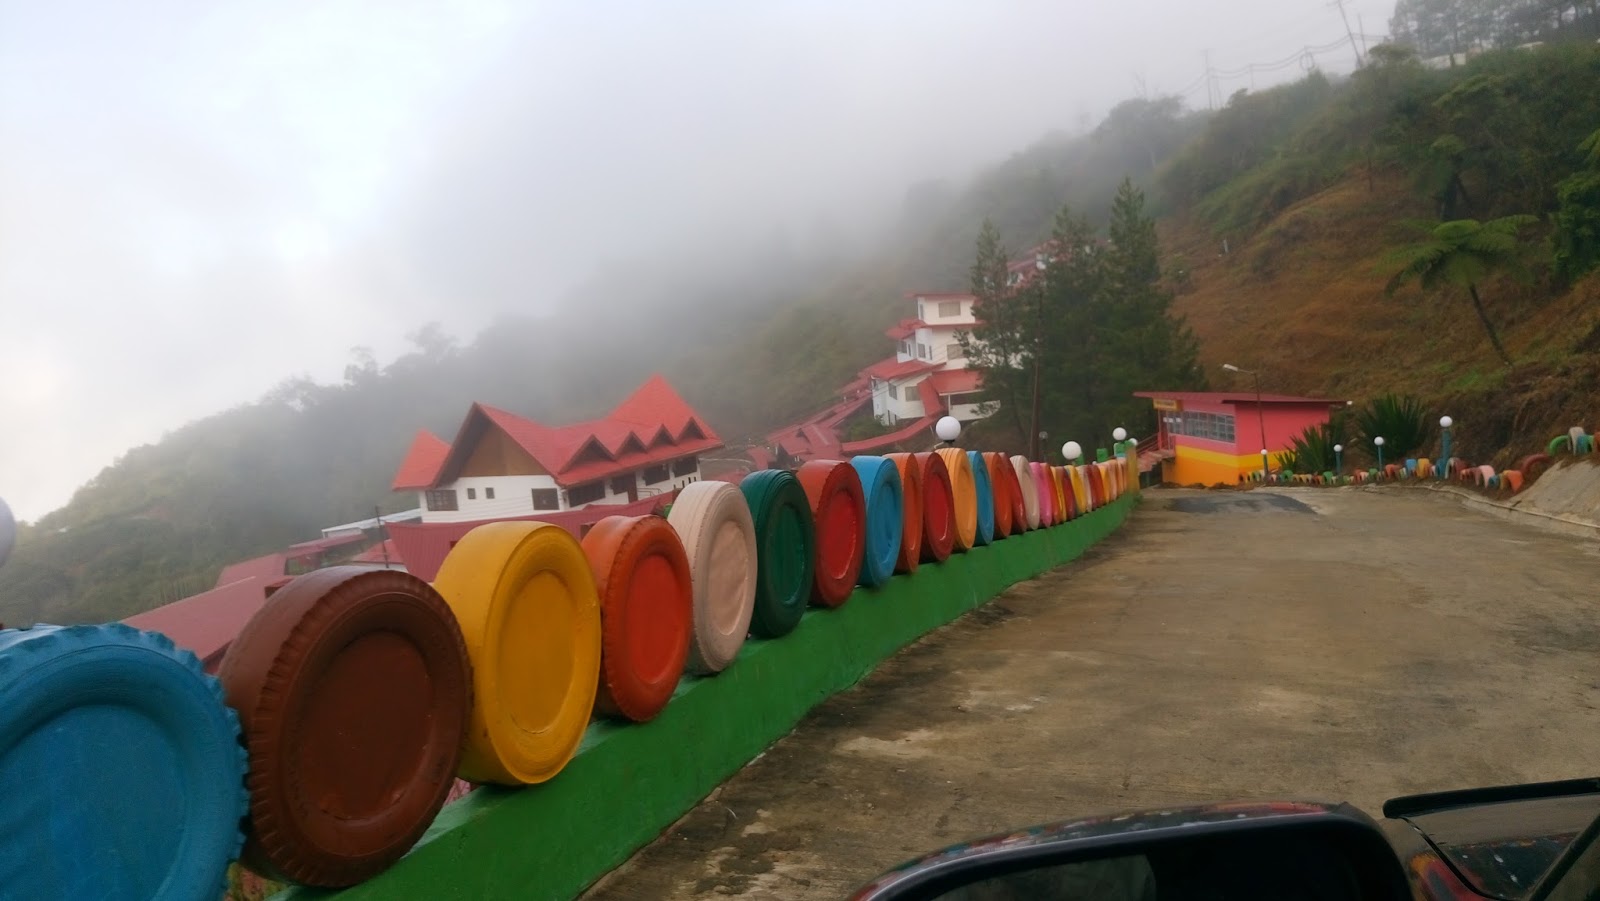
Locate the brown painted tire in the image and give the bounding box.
[219,567,471,887]
[1519,453,1553,481]
[581,515,692,722]
[985,453,1015,538]
[884,453,923,573]
[936,448,979,551]
[796,460,866,607]
[914,452,956,563]
[667,481,759,673]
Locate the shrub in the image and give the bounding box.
[1355,393,1431,460]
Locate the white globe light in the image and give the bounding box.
[1113,427,1128,441]
[1333,444,1343,453]
[934,416,961,442]
[1439,415,1453,429]
[1127,437,1138,448]
[0,497,14,570]
[1374,436,1385,446]
[1063,441,1083,461]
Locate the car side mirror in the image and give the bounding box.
[852,802,1411,901]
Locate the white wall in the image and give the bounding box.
[950,401,986,422]
[420,474,558,523]
[887,374,929,421]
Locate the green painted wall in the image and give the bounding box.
[281,492,1136,901]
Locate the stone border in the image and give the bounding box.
[278,493,1137,901]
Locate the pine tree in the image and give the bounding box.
[958,220,1030,437]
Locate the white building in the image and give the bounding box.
[392,375,723,524]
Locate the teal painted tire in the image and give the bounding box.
[967,451,995,546]
[0,623,246,901]
[740,470,816,638]
[850,456,903,588]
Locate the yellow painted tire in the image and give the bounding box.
[1010,456,1040,530]
[1070,465,1090,513]
[1052,467,1069,521]
[432,521,601,786]
[668,481,758,675]
[935,448,978,551]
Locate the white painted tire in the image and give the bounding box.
[1010,456,1041,531]
[667,482,758,675]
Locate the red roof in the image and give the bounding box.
[403,375,723,490]
[862,357,940,381]
[927,368,982,395]
[884,318,924,340]
[124,577,280,672]
[214,553,287,589]
[903,291,977,300]
[1134,391,1345,406]
[285,532,367,560]
[392,430,451,491]
[386,492,677,581]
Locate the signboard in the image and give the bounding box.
[1151,397,1181,412]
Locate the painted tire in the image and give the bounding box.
[985,453,1015,539]
[1031,462,1055,526]
[850,456,904,588]
[796,461,866,607]
[1059,469,1077,521]
[1503,469,1525,492]
[937,449,979,551]
[1073,466,1090,514]
[966,451,996,546]
[739,471,816,638]
[913,452,955,564]
[0,624,246,901]
[580,515,692,721]
[433,523,600,785]
[219,567,469,885]
[1011,456,1041,530]
[884,453,924,573]
[1054,467,1071,519]
[667,481,759,671]
[1003,457,1028,533]
[1519,454,1553,481]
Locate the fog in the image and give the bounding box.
[0,0,1392,520]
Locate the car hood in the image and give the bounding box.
[1390,794,1600,899]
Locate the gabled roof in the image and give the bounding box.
[885,318,924,340]
[403,375,723,490]
[862,357,941,381]
[391,430,451,491]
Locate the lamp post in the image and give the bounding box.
[1223,363,1270,484]
[1064,441,1083,464]
[1112,426,1128,458]
[1334,444,1343,478]
[1374,436,1385,474]
[935,415,961,448]
[1438,415,1454,480]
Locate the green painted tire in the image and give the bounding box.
[740,470,816,639]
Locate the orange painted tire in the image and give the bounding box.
[796,461,866,607]
[1071,466,1089,514]
[1031,462,1054,526]
[985,453,1015,539]
[432,522,600,786]
[914,452,955,564]
[1048,467,1065,520]
[580,515,692,722]
[1503,469,1525,492]
[667,481,759,672]
[937,448,979,551]
[220,567,471,885]
[885,453,923,573]
[1011,456,1040,530]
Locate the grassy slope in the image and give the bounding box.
[1165,167,1600,467]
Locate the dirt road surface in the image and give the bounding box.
[585,488,1600,900]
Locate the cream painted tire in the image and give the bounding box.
[667,481,758,675]
[1010,456,1040,530]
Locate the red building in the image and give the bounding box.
[1135,391,1346,485]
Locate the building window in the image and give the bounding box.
[467,487,477,500]
[887,384,898,400]
[947,343,964,359]
[917,301,925,319]
[1172,411,1236,444]
[917,343,930,359]
[643,464,670,485]
[568,482,606,506]
[900,340,911,356]
[938,300,960,317]
[672,457,698,477]
[610,475,634,495]
[425,489,458,512]
[485,487,495,500]
[532,488,559,510]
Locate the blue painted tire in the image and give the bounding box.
[850,456,903,588]
[0,623,246,901]
[967,451,996,546]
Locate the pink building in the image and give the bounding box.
[1134,391,1345,485]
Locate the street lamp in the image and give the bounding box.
[1223,363,1270,484]
[935,416,962,447]
[1374,436,1386,473]
[1333,444,1343,478]
[1063,441,1083,464]
[1439,415,1454,480]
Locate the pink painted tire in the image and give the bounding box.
[666,481,758,675]
[1031,463,1055,526]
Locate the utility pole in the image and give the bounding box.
[1203,49,1216,110]
[374,506,391,569]
[1357,13,1370,57]
[1334,0,1365,68]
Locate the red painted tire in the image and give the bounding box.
[796,461,866,607]
[985,453,1015,539]
[1002,457,1027,532]
[913,452,956,564]
[580,515,692,722]
[885,453,923,573]
[219,568,471,887]
[936,448,979,551]
[1519,453,1553,481]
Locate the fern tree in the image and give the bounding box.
[1385,215,1537,366]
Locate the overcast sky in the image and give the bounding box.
[0,0,1394,520]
